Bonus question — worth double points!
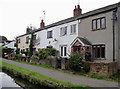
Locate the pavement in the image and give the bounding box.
[1,58,119,88]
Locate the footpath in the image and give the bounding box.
[1,58,119,88]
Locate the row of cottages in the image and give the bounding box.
[16,2,120,69]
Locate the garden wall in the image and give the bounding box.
[88,62,118,77]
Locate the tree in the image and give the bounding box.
[0,36,7,42]
[29,32,33,57]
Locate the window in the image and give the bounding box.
[71,24,76,34]
[92,17,106,30]
[92,20,96,30]
[18,39,20,44]
[97,19,100,29]
[47,31,52,38]
[92,45,105,58]
[60,26,67,36]
[47,46,53,48]
[33,35,36,40]
[101,18,105,29]
[26,36,29,44]
[26,48,28,51]
[61,46,67,57]
[73,46,81,53]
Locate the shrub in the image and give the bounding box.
[1,47,14,57]
[68,53,84,71]
[21,51,29,56]
[83,63,90,73]
[16,54,22,60]
[38,48,59,60]
[8,57,12,60]
[31,55,39,59]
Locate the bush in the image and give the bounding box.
[8,57,12,60]
[38,48,59,60]
[16,54,22,60]
[31,55,39,59]
[21,51,29,56]
[83,63,90,73]
[68,53,84,71]
[1,47,14,57]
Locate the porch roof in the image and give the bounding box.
[71,37,92,47]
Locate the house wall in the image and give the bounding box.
[4,41,16,50]
[78,11,114,62]
[34,20,78,58]
[17,34,31,51]
[0,43,3,46]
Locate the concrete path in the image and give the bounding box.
[1,58,119,88]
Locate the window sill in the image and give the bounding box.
[47,37,53,39]
[93,57,106,60]
[60,35,67,37]
[70,33,76,35]
[61,56,67,58]
[92,28,106,31]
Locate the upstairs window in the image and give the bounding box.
[92,17,106,31]
[60,26,67,36]
[47,31,52,38]
[26,36,29,44]
[33,35,36,40]
[101,18,105,29]
[18,39,20,44]
[71,24,76,34]
[97,19,100,29]
[92,20,96,30]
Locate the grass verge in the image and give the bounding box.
[0,60,89,89]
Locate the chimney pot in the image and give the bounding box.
[73,4,82,16]
[75,5,76,9]
[77,5,80,8]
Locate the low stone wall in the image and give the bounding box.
[61,58,68,70]
[88,62,118,77]
[49,56,58,68]
[39,59,50,65]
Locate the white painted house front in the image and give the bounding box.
[4,40,16,51]
[33,20,78,58]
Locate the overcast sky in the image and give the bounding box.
[0,0,119,40]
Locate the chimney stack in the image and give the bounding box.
[40,19,45,28]
[73,4,82,17]
[26,27,31,34]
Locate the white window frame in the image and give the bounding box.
[60,26,67,36]
[60,45,67,57]
[47,31,53,38]
[26,36,29,43]
[70,24,76,34]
